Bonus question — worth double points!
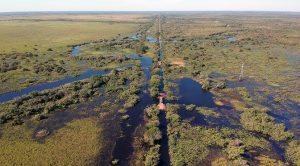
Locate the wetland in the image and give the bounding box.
[0,12,299,166]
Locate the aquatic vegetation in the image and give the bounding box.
[166,104,270,165]
[150,70,161,98]
[285,140,300,165]
[144,105,162,146]
[144,145,161,166]
[240,108,294,141]
[0,67,144,125]
[196,107,220,117]
[111,159,119,165]
[185,104,196,111]
[121,114,130,120]
[255,155,287,166]
[142,105,162,165]
[224,139,246,160]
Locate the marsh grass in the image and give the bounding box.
[0,117,101,166]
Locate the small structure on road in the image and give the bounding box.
[158,92,166,111]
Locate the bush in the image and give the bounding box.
[121,114,130,120]
[12,116,23,126]
[225,139,245,160]
[111,159,119,165]
[124,95,140,108]
[150,87,160,98]
[145,105,160,118]
[144,126,162,146]
[144,145,160,166]
[240,108,293,141]
[186,104,196,111]
[256,155,287,166]
[118,108,127,114]
[286,141,300,165]
[33,114,48,121]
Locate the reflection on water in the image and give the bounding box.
[71,46,81,56]
[147,37,157,43]
[227,36,237,42]
[177,78,216,108]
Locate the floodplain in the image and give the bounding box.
[0,12,299,166]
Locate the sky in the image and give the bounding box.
[0,0,300,12]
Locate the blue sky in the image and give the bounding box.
[1,0,300,12]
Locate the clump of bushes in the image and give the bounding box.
[143,105,162,146]
[196,107,220,117]
[240,108,293,141]
[165,104,271,165]
[144,127,162,146]
[285,140,300,165]
[0,68,144,125]
[256,155,287,166]
[121,114,130,120]
[143,105,162,165]
[144,145,161,166]
[225,139,246,161]
[150,73,160,98]
[185,104,196,111]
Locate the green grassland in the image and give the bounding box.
[0,20,139,53]
[0,117,101,166]
[0,18,144,93]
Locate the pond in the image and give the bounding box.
[226,36,237,43]
[147,36,157,43]
[177,78,216,108]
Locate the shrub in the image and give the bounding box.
[150,87,160,98]
[144,127,162,146]
[145,105,160,118]
[111,159,119,165]
[185,104,196,111]
[240,108,293,141]
[144,145,160,166]
[33,114,48,121]
[121,114,130,120]
[124,95,140,108]
[196,107,220,117]
[256,155,287,166]
[118,108,127,114]
[225,139,245,160]
[12,116,23,126]
[286,141,300,165]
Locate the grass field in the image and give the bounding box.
[0,20,140,53]
[0,117,102,166]
[0,15,145,93]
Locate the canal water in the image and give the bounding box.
[157,17,171,165]
[111,55,154,166]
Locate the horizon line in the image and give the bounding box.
[1,10,300,14]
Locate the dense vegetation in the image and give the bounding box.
[0,67,144,125]
[166,104,275,165]
[143,105,162,166]
[240,108,293,141]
